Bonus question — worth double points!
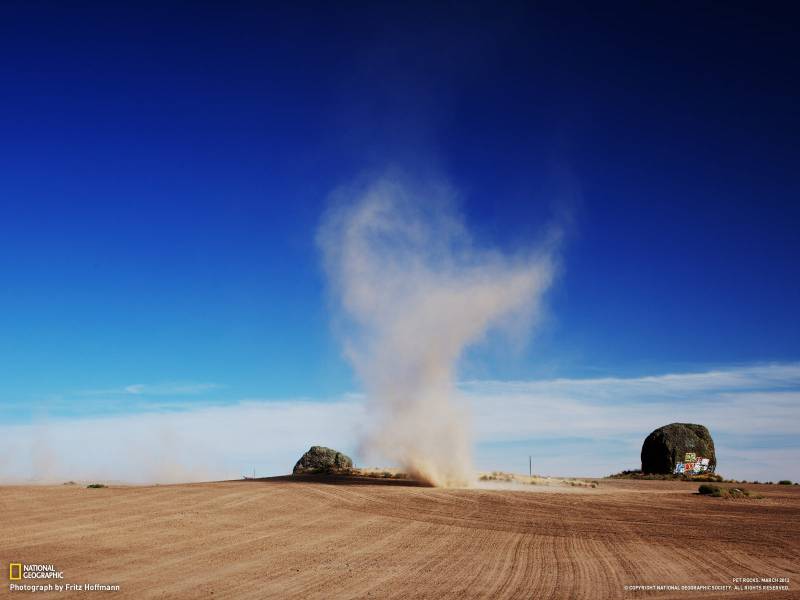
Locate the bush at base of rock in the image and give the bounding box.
[608,469,722,482]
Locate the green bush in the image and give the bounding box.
[778,480,792,485]
[86,483,106,488]
[698,484,761,499]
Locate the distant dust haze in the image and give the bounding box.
[318,173,557,486]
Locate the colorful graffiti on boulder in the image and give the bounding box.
[674,453,712,475]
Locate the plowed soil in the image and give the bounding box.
[2,477,798,599]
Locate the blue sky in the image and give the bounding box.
[1,2,798,481]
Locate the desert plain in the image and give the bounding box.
[2,476,799,599]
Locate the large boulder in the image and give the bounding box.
[641,423,716,474]
[293,446,353,475]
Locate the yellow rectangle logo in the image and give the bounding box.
[9,563,22,580]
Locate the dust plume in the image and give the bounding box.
[317,173,557,487]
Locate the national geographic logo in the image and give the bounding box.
[8,563,65,580]
[7,562,121,593]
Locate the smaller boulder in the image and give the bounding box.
[293,446,353,475]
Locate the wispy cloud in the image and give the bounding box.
[1,364,797,484]
[463,363,800,440]
[122,383,223,396]
[464,363,800,400]
[78,382,224,397]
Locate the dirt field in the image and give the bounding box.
[2,477,798,599]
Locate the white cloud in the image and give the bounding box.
[122,383,223,396]
[77,382,224,397]
[464,369,800,440]
[463,363,800,399]
[1,364,797,484]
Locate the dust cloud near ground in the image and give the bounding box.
[318,173,557,486]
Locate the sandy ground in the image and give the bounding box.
[1,477,799,599]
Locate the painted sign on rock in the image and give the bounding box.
[674,456,711,475]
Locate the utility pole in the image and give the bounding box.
[529,455,532,478]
